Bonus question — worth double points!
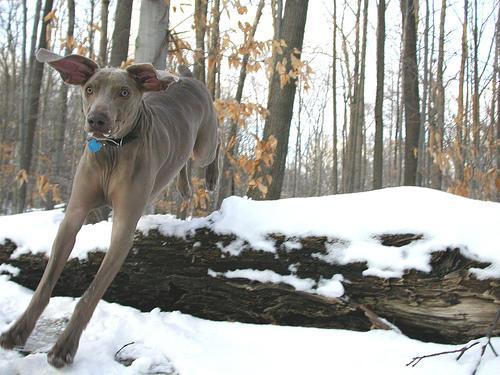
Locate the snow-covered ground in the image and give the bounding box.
[0,276,499,375]
[0,187,499,373]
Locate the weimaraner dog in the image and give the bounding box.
[0,48,219,367]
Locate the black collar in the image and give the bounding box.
[104,132,138,147]
[86,132,138,153]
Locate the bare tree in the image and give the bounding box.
[51,0,75,203]
[429,0,446,190]
[495,3,499,201]
[206,0,220,98]
[454,0,468,184]
[109,0,133,67]
[98,0,110,67]
[88,0,96,59]
[135,0,170,70]
[247,0,309,200]
[331,0,338,194]
[401,0,421,186]
[16,0,53,213]
[193,0,208,82]
[373,0,385,189]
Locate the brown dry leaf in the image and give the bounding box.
[37,175,50,201]
[256,179,267,196]
[237,5,248,15]
[44,8,57,22]
[16,169,28,187]
[51,185,63,204]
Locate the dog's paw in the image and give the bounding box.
[0,322,30,350]
[47,342,76,368]
[204,166,219,192]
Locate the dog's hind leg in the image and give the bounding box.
[205,143,220,191]
[176,162,192,200]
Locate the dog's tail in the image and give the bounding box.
[178,65,193,78]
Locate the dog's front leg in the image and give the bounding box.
[47,188,150,368]
[0,164,103,350]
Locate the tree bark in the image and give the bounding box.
[401,0,421,186]
[193,0,208,82]
[206,0,220,99]
[88,0,96,59]
[135,0,170,70]
[109,0,133,67]
[373,0,385,190]
[16,0,53,213]
[345,0,362,193]
[496,4,500,202]
[98,0,110,67]
[51,0,75,203]
[417,0,430,186]
[247,0,309,200]
[430,0,446,190]
[331,0,338,194]
[1,230,498,345]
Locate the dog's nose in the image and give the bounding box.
[87,113,109,131]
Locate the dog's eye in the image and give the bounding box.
[120,88,129,97]
[85,86,93,95]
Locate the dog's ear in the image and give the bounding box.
[36,48,99,85]
[126,63,178,92]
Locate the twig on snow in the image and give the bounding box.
[406,307,499,371]
[405,341,480,367]
[471,308,499,375]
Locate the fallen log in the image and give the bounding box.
[1,229,498,344]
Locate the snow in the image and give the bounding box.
[209,268,316,292]
[0,209,112,260]
[1,187,499,279]
[208,268,345,298]
[0,276,498,375]
[0,187,499,373]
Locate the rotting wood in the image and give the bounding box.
[0,229,498,344]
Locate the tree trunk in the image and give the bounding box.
[496,4,500,202]
[346,0,362,194]
[353,0,368,192]
[331,0,338,194]
[16,0,53,213]
[206,0,220,98]
[373,0,385,190]
[51,0,75,202]
[135,0,170,70]
[430,0,446,190]
[193,0,208,82]
[417,0,430,186]
[453,0,468,186]
[88,0,96,59]
[98,0,110,67]
[247,0,309,200]
[1,230,498,345]
[401,0,421,186]
[109,0,133,67]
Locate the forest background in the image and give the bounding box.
[0,0,498,220]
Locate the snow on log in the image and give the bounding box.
[0,187,499,344]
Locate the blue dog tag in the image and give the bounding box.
[87,138,102,153]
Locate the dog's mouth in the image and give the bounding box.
[88,130,113,139]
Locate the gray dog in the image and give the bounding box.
[0,48,219,367]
